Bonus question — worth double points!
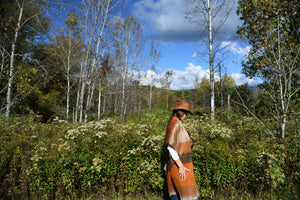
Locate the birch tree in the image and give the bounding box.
[111,16,144,124]
[185,0,234,120]
[64,13,82,122]
[161,69,174,112]
[148,41,161,109]
[3,0,48,117]
[49,12,82,122]
[96,54,112,121]
[237,0,300,138]
[76,0,119,122]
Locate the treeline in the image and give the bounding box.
[0,0,171,124]
[1,0,299,139]
[0,0,242,124]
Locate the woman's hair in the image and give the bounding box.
[173,110,186,118]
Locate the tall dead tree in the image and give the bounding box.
[185,0,234,120]
[161,69,174,112]
[148,40,161,109]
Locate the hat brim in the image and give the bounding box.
[173,109,193,115]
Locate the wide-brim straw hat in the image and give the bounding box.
[173,99,193,115]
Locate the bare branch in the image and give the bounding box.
[232,86,275,137]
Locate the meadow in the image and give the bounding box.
[0,109,299,199]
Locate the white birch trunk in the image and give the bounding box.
[121,63,127,124]
[84,77,96,123]
[78,1,97,122]
[208,0,215,121]
[227,94,230,111]
[66,33,71,122]
[102,84,106,114]
[97,80,102,121]
[114,90,118,113]
[149,75,153,109]
[76,5,89,122]
[6,3,24,117]
[75,72,82,122]
[81,0,112,122]
[79,75,87,122]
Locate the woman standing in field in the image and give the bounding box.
[164,99,199,200]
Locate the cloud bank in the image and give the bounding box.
[132,0,242,42]
[130,0,256,90]
[138,62,257,90]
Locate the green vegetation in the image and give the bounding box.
[1,1,299,199]
[1,108,299,199]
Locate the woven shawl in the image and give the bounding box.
[165,116,199,200]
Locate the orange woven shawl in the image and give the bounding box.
[165,116,199,200]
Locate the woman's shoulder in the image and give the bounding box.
[168,117,183,130]
[169,116,180,125]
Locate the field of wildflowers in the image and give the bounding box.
[0,109,299,199]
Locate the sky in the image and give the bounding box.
[126,0,257,90]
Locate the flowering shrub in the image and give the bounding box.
[22,115,168,198]
[184,115,233,140]
[256,151,285,189]
[0,110,299,199]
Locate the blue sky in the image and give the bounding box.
[127,0,257,90]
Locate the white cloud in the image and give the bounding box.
[221,41,251,56]
[139,69,164,87]
[132,0,201,41]
[137,63,208,90]
[231,73,257,86]
[192,52,197,58]
[133,0,242,42]
[170,63,210,90]
[133,0,193,31]
[137,63,257,90]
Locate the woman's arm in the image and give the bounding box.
[167,145,190,180]
[167,145,179,160]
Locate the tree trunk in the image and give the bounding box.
[84,81,91,123]
[0,49,5,79]
[166,94,169,112]
[102,85,106,114]
[138,87,141,116]
[208,0,215,121]
[75,72,82,122]
[6,4,23,117]
[66,34,71,122]
[121,74,126,124]
[227,94,230,111]
[149,80,153,109]
[114,92,118,113]
[79,75,87,122]
[84,76,96,123]
[73,107,75,122]
[97,80,102,121]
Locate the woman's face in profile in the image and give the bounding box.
[181,113,187,121]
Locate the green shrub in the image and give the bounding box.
[0,110,299,199]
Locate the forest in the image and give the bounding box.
[0,0,299,199]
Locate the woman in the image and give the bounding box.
[164,99,199,200]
